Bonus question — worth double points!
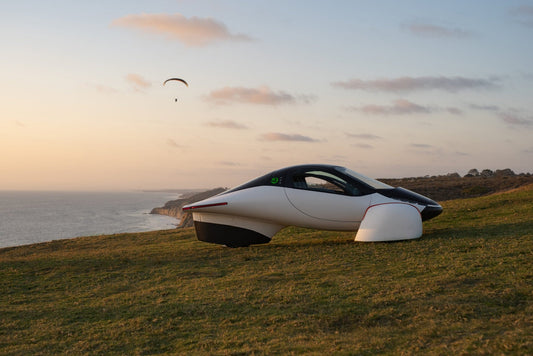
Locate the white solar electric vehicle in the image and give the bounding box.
[183,164,443,247]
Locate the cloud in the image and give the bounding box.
[499,112,533,127]
[322,154,349,163]
[470,104,500,112]
[89,83,118,94]
[217,161,242,166]
[111,13,253,46]
[511,5,533,27]
[470,104,533,128]
[347,133,381,149]
[206,120,248,129]
[446,107,463,115]
[403,22,472,38]
[354,99,431,115]
[332,76,499,93]
[523,72,533,80]
[126,73,151,90]
[206,86,314,105]
[260,132,319,142]
[349,100,463,116]
[411,143,434,149]
[166,138,183,148]
[454,151,469,156]
[345,133,382,140]
[352,143,374,149]
[409,143,441,155]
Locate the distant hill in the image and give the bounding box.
[380,169,533,201]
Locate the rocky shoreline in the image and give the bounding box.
[151,168,533,228]
[150,188,226,228]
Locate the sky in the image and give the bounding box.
[1,0,533,191]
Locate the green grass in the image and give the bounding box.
[1,185,532,355]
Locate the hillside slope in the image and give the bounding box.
[1,185,532,354]
[381,171,533,201]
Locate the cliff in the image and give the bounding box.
[150,187,226,228]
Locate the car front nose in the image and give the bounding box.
[376,187,443,221]
[421,203,443,221]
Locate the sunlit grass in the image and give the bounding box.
[1,185,532,354]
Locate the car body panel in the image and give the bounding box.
[284,188,372,223]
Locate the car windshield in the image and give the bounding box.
[334,167,393,190]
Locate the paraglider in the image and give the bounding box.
[163,78,188,102]
[163,78,188,87]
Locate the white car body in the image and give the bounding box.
[183,164,442,247]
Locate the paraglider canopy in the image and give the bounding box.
[163,78,188,87]
[164,78,188,102]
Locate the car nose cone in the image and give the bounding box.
[377,187,443,221]
[420,203,443,221]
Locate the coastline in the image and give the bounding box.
[150,187,226,228]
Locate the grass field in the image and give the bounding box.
[1,185,532,355]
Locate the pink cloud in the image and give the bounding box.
[411,143,434,149]
[345,133,382,140]
[166,138,183,148]
[470,104,500,112]
[352,143,374,149]
[89,83,118,94]
[499,113,533,127]
[260,132,319,142]
[206,120,248,129]
[206,86,312,105]
[358,99,431,115]
[332,76,498,92]
[446,107,462,115]
[125,73,151,90]
[111,13,253,46]
[409,143,441,155]
[217,161,242,166]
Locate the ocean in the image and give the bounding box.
[0,191,180,249]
